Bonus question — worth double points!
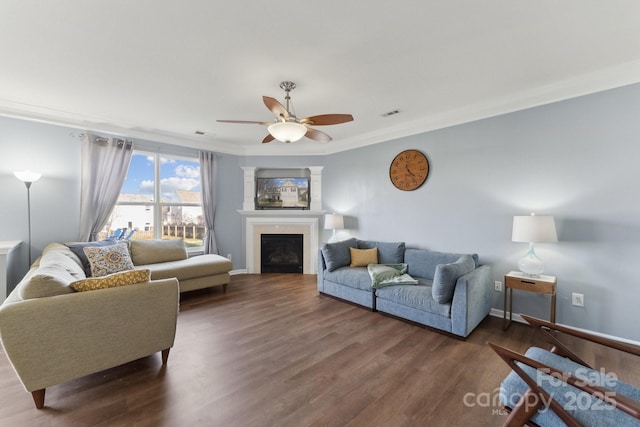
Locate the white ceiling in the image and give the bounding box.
[2,1,640,156]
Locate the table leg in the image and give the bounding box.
[503,287,512,330]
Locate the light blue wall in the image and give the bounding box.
[0,118,81,288]
[1,83,639,340]
[321,83,640,341]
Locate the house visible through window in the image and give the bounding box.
[101,152,204,248]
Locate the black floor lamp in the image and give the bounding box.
[14,170,42,265]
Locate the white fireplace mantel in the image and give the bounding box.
[240,166,324,274]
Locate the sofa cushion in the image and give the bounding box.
[357,240,405,264]
[39,244,86,279]
[321,238,357,272]
[431,255,476,304]
[84,243,135,277]
[66,239,118,276]
[70,269,151,292]
[349,247,378,267]
[42,242,84,267]
[376,284,451,317]
[323,266,373,291]
[18,266,76,300]
[129,239,188,266]
[138,254,233,281]
[405,249,478,280]
[17,243,89,300]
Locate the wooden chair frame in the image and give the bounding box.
[488,314,640,426]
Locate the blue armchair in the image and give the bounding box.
[489,315,640,426]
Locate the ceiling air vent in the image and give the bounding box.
[381,110,400,117]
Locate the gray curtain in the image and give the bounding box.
[199,150,219,254]
[78,133,133,241]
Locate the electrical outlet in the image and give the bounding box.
[572,293,584,307]
[226,253,232,261]
[494,281,502,292]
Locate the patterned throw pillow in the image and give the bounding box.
[66,239,118,276]
[83,243,134,277]
[70,269,151,292]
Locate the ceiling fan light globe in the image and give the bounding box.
[268,121,307,143]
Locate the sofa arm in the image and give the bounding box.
[451,265,492,337]
[0,278,179,392]
[317,249,326,292]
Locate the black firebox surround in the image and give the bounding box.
[260,233,303,273]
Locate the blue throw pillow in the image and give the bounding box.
[321,238,357,272]
[432,255,475,304]
[66,239,118,276]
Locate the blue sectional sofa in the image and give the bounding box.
[317,238,492,338]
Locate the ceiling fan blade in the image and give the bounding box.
[262,134,275,144]
[217,119,270,125]
[300,114,354,126]
[263,96,289,120]
[305,128,332,142]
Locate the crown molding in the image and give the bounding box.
[2,59,640,157]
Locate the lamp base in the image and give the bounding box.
[518,243,544,277]
[327,230,339,243]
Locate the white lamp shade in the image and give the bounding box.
[13,170,42,183]
[324,213,344,230]
[268,121,307,143]
[512,214,557,243]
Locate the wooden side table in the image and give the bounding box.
[503,271,557,331]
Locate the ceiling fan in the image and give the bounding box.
[217,81,354,143]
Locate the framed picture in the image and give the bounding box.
[255,177,309,209]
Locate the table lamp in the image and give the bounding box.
[324,213,344,243]
[512,213,557,277]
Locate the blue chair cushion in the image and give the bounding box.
[500,347,640,426]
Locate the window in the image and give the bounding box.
[101,152,204,248]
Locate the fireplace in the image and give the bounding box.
[242,216,319,274]
[260,234,303,273]
[239,166,323,275]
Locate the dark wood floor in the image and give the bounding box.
[0,274,637,427]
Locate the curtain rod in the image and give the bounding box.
[70,132,131,145]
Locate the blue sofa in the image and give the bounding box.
[317,239,492,338]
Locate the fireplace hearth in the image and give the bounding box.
[260,234,303,273]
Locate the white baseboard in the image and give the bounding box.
[230,269,247,275]
[489,309,640,347]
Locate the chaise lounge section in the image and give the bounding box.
[127,239,233,293]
